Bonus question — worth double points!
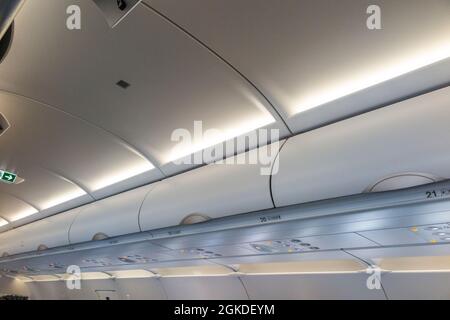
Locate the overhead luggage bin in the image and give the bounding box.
[69,185,154,244]
[139,144,279,231]
[272,87,450,207]
[0,207,80,257]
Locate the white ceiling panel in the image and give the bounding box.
[0,192,37,223]
[145,0,450,132]
[0,92,160,196]
[241,273,386,300]
[382,272,450,300]
[0,90,161,225]
[0,0,286,170]
[0,161,87,212]
[161,276,248,300]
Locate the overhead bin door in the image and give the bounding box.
[272,87,450,207]
[139,145,277,231]
[69,185,153,244]
[0,207,80,256]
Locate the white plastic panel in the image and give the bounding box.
[161,276,248,300]
[272,87,450,207]
[139,146,276,231]
[2,0,285,169]
[0,207,80,256]
[0,193,38,224]
[382,272,450,300]
[147,0,450,131]
[69,185,153,244]
[241,273,386,300]
[0,276,30,298]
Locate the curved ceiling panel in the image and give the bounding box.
[0,192,37,223]
[0,161,88,213]
[0,92,159,219]
[0,0,285,170]
[145,0,450,131]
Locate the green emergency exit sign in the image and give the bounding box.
[0,170,17,184]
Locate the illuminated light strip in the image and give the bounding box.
[6,189,86,222]
[389,269,450,274]
[291,45,450,115]
[41,189,87,210]
[28,275,61,282]
[167,115,276,163]
[153,265,235,277]
[240,271,365,276]
[91,162,155,191]
[17,269,371,282]
[0,217,8,227]
[107,269,155,279]
[9,207,39,222]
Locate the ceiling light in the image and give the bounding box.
[41,189,87,210]
[291,45,450,116]
[91,162,155,191]
[0,218,8,227]
[154,265,233,277]
[28,275,60,282]
[57,272,111,280]
[236,260,366,275]
[9,207,39,222]
[14,275,32,282]
[81,272,112,280]
[107,269,155,279]
[167,115,276,163]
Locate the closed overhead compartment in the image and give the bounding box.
[139,144,279,231]
[272,87,450,207]
[69,185,154,244]
[0,207,81,256]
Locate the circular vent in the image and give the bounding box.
[0,23,13,64]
